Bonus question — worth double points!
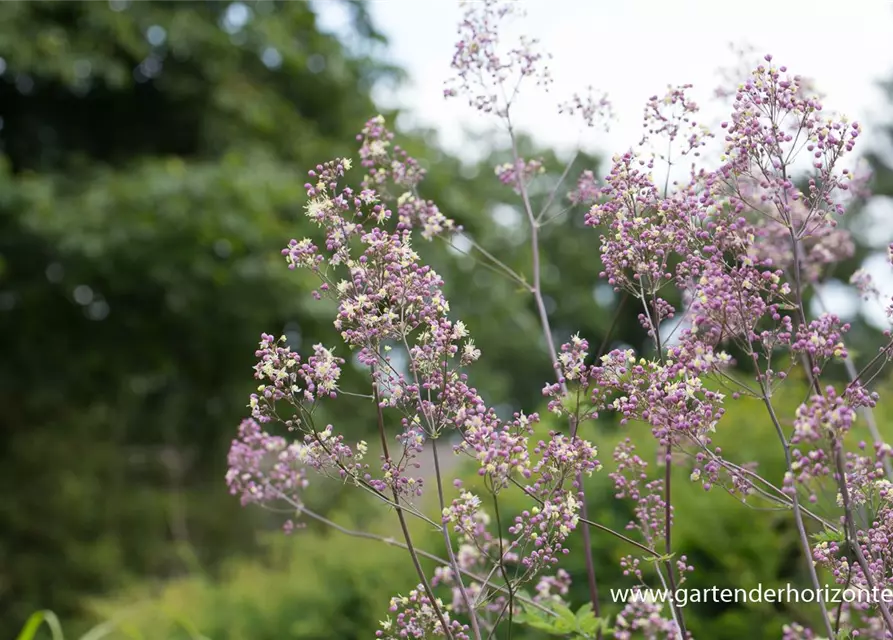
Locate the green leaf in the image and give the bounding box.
[579,615,614,636]
[644,552,676,564]
[514,601,614,639]
[552,602,577,624]
[812,527,847,544]
[16,610,65,640]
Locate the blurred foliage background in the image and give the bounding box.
[2,1,893,638]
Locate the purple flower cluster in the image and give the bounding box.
[546,338,728,444]
[494,158,545,193]
[377,586,470,639]
[812,452,893,639]
[640,84,713,162]
[559,86,613,130]
[444,0,551,116]
[225,418,308,507]
[540,40,891,640]
[611,439,670,547]
[227,89,603,635]
[434,483,516,616]
[357,115,457,240]
[614,596,680,640]
[225,1,893,637]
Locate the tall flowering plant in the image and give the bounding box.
[227,1,893,638]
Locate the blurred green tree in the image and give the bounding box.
[0,0,628,632]
[0,0,407,631]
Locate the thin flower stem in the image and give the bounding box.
[506,116,562,385]
[637,285,687,638]
[576,485,602,637]
[536,150,579,223]
[300,413,440,528]
[466,237,525,286]
[291,503,557,618]
[538,204,575,228]
[508,477,660,559]
[600,293,629,356]
[654,562,685,640]
[577,292,629,640]
[371,364,454,640]
[786,228,893,634]
[847,338,893,389]
[487,601,512,640]
[688,443,839,532]
[491,494,514,640]
[504,113,606,627]
[758,380,836,639]
[433,438,484,640]
[393,330,478,636]
[831,440,893,630]
[835,562,854,635]
[440,234,530,290]
[813,285,893,481]
[402,162,528,292]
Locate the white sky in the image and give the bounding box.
[316,0,893,327]
[352,0,893,162]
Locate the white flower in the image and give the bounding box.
[461,340,481,364]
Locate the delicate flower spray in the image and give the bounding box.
[228,1,893,637]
